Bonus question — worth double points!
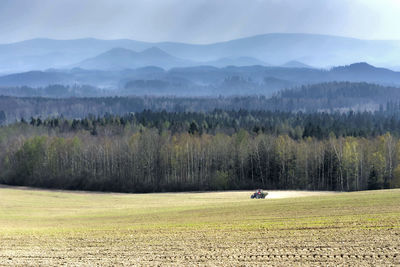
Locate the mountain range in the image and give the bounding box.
[75,47,193,70]
[1,62,400,96]
[1,33,400,73]
[74,47,274,71]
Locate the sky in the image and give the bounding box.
[0,0,400,44]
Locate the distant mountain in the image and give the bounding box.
[281,61,313,69]
[1,62,400,94]
[76,47,192,70]
[330,62,400,84]
[0,38,151,73]
[1,33,400,72]
[390,66,400,72]
[0,71,72,87]
[204,57,269,67]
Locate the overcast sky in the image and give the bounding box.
[0,0,399,44]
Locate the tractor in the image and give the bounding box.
[250,189,267,199]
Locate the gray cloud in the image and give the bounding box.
[0,0,399,44]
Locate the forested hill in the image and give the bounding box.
[0,63,400,95]
[275,82,400,112]
[280,82,400,99]
[1,110,400,193]
[0,82,400,123]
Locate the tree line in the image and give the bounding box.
[1,111,400,192]
[22,109,400,139]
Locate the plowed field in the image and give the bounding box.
[0,188,399,266]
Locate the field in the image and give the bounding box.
[0,187,399,266]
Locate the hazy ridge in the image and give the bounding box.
[1,33,400,73]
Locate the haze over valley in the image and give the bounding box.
[0,31,400,101]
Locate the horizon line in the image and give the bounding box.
[1,32,399,46]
